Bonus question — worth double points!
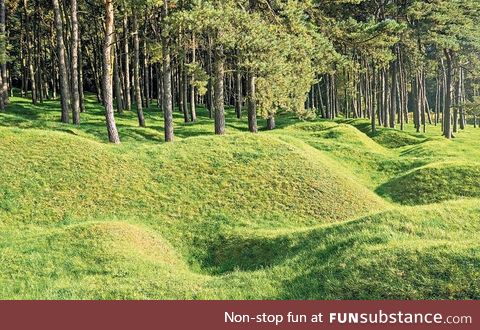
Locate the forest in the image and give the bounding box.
[1,0,480,141]
[0,0,479,300]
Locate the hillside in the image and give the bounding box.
[0,97,479,299]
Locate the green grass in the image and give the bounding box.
[0,95,479,299]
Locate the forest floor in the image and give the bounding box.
[0,96,479,299]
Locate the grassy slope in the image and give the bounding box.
[0,96,479,299]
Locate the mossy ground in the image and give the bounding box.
[0,96,479,299]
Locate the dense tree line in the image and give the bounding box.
[0,0,479,143]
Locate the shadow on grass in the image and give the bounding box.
[2,95,319,143]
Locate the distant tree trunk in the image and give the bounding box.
[86,46,101,103]
[420,70,426,133]
[52,0,70,123]
[267,114,276,130]
[247,73,257,133]
[213,43,225,135]
[190,34,197,122]
[143,39,150,109]
[206,36,214,119]
[453,69,460,133]
[0,0,6,109]
[20,24,26,98]
[382,68,389,128]
[235,60,242,119]
[78,38,85,112]
[156,63,162,109]
[458,68,465,130]
[0,0,5,111]
[70,0,80,124]
[182,56,189,121]
[179,49,188,122]
[133,13,145,127]
[443,49,453,139]
[162,0,174,142]
[50,32,57,99]
[114,45,124,113]
[389,54,397,128]
[372,66,377,133]
[0,73,3,111]
[123,13,131,111]
[34,12,43,104]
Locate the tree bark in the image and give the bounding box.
[70,0,80,124]
[102,0,120,143]
[182,55,189,122]
[235,64,242,119]
[267,115,275,130]
[143,38,150,109]
[78,37,85,112]
[247,73,257,133]
[133,12,145,127]
[123,13,132,111]
[372,65,377,133]
[162,0,174,142]
[443,49,453,139]
[0,0,7,108]
[190,34,197,122]
[206,36,214,119]
[114,44,124,113]
[52,0,71,123]
[389,53,397,128]
[0,0,5,110]
[213,43,225,135]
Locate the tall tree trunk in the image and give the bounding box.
[459,68,466,130]
[382,68,389,128]
[78,38,85,112]
[182,55,189,122]
[143,39,150,109]
[25,2,37,104]
[0,0,5,110]
[52,0,70,123]
[162,0,173,142]
[102,0,120,143]
[114,44,124,113]
[190,34,197,122]
[133,13,145,127]
[20,23,26,98]
[247,73,257,133]
[443,49,453,139]
[123,13,131,111]
[235,62,242,119]
[213,43,225,135]
[206,36,214,119]
[389,53,397,128]
[0,0,9,104]
[372,65,377,133]
[70,0,80,124]
[156,63,162,109]
[179,50,188,122]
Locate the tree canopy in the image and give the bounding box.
[1,0,480,141]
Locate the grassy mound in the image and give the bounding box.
[370,129,425,148]
[0,128,152,223]
[2,201,478,300]
[0,221,200,299]
[0,126,386,226]
[377,162,480,205]
[338,119,426,148]
[0,96,479,300]
[281,121,427,188]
